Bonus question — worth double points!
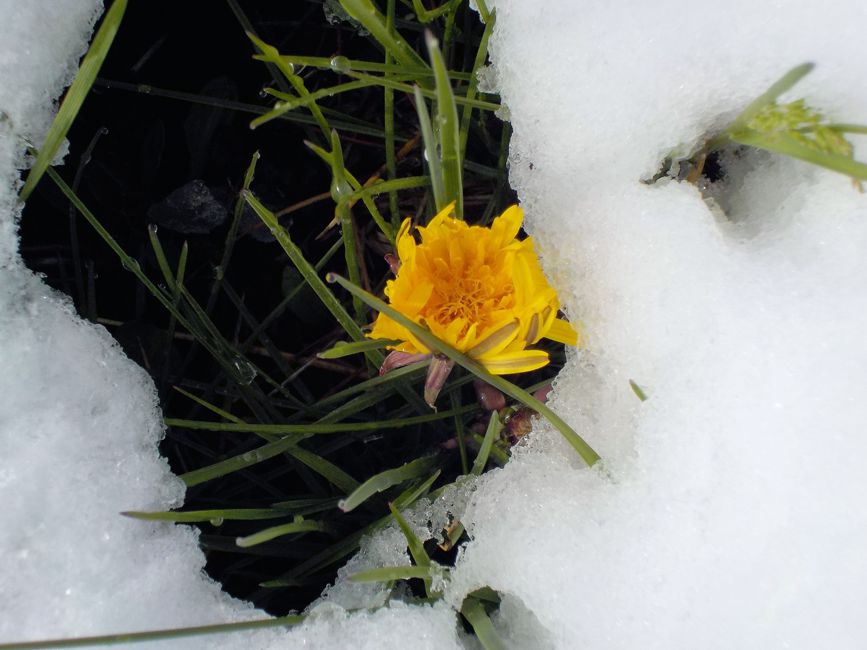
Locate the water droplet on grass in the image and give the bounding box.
[329,56,351,73]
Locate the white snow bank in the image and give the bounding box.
[4,0,867,648]
[438,0,867,647]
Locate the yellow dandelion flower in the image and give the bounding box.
[369,203,578,377]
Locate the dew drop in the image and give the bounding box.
[230,357,257,385]
[329,55,351,73]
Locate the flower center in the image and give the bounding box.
[429,272,514,336]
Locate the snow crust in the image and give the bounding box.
[3,0,867,648]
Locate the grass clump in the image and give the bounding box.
[14,1,587,647]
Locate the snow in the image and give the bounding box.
[3,0,867,648]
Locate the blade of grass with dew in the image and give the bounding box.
[122,508,295,523]
[389,502,434,596]
[242,191,372,354]
[339,455,439,512]
[319,338,401,359]
[350,564,442,583]
[414,86,445,210]
[730,130,867,180]
[305,139,396,243]
[326,273,602,467]
[179,435,302,487]
[262,471,440,586]
[328,130,364,321]
[236,516,326,548]
[461,596,506,650]
[246,31,331,138]
[251,78,397,129]
[259,54,469,78]
[340,175,431,205]
[19,0,127,201]
[472,410,503,476]
[0,617,305,650]
[338,0,429,72]
[425,30,463,217]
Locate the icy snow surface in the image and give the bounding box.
[3,0,867,648]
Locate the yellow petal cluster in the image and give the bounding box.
[369,203,577,375]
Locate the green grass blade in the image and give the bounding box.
[389,502,434,596]
[166,404,475,435]
[319,338,400,359]
[727,62,815,134]
[385,0,400,229]
[350,564,441,583]
[449,390,469,474]
[327,273,601,467]
[322,131,364,320]
[825,123,867,135]
[262,471,440,586]
[172,386,244,423]
[459,11,495,157]
[425,30,463,217]
[122,508,293,523]
[246,31,331,138]
[629,379,648,401]
[731,130,867,180]
[0,616,304,650]
[338,0,429,72]
[339,455,439,512]
[179,435,302,487]
[414,86,445,210]
[461,597,506,650]
[235,517,325,548]
[471,410,503,476]
[411,0,452,22]
[289,446,360,494]
[19,0,127,201]
[242,190,375,359]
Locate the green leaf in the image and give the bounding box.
[326,273,602,467]
[19,0,127,201]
